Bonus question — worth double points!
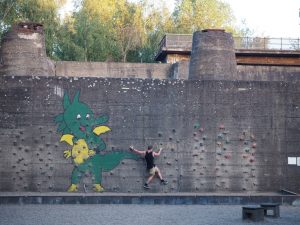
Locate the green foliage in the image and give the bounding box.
[173,0,236,33]
[0,0,245,62]
[55,12,119,61]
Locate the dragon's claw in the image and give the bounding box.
[64,150,71,159]
[89,150,96,156]
[67,184,78,192]
[93,184,104,192]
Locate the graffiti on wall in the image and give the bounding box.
[54,91,138,192]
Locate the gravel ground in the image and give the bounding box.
[0,204,299,225]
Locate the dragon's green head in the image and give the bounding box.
[54,91,109,140]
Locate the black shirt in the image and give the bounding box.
[145,151,155,170]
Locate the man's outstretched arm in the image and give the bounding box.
[153,148,162,157]
[129,146,145,156]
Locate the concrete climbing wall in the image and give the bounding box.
[0,75,300,193]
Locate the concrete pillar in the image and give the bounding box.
[0,22,54,76]
[189,29,237,80]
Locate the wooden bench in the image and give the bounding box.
[242,205,264,221]
[260,203,280,217]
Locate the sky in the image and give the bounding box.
[61,0,300,38]
[223,0,300,38]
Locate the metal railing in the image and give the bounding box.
[234,37,300,51]
[158,34,300,51]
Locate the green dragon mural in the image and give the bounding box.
[54,91,138,192]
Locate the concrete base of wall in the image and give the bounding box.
[0,192,299,205]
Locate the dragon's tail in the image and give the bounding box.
[97,151,139,172]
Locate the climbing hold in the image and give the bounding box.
[223,130,229,135]
[198,128,204,132]
[225,138,230,144]
[194,122,200,129]
[252,143,257,148]
[244,148,250,153]
[217,133,223,139]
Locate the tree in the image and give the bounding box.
[58,0,146,62]
[127,2,175,62]
[173,0,236,33]
[113,1,145,62]
[55,1,120,61]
